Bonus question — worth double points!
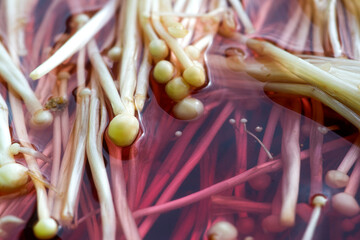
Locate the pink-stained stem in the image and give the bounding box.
[325,135,360,188]
[342,214,360,232]
[262,181,288,233]
[211,195,272,214]
[132,136,347,219]
[337,136,360,173]
[279,100,301,227]
[258,105,281,165]
[139,117,205,209]
[107,138,141,240]
[134,113,176,208]
[344,160,360,197]
[190,149,216,239]
[138,103,234,237]
[309,99,324,197]
[170,205,197,240]
[79,184,101,240]
[234,110,247,197]
[127,146,138,210]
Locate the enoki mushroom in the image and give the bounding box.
[0,0,359,239]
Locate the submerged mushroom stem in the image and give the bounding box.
[280,100,301,227]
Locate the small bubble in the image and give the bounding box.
[175,131,182,137]
[255,126,263,132]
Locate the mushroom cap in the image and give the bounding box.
[325,170,349,188]
[332,192,360,217]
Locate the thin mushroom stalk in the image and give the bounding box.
[8,89,58,239]
[85,87,116,240]
[60,88,91,224]
[87,40,139,147]
[29,0,118,80]
[302,195,327,240]
[0,94,29,193]
[0,42,53,127]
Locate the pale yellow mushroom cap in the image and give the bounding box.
[31,110,53,128]
[325,170,349,188]
[165,77,190,101]
[33,218,58,239]
[182,65,206,87]
[0,163,29,193]
[149,39,169,61]
[108,114,140,147]
[107,46,122,61]
[173,98,204,120]
[153,60,174,84]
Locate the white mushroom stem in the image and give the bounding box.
[246,38,360,112]
[9,143,51,163]
[107,0,125,61]
[88,40,139,147]
[302,195,327,240]
[325,136,360,188]
[263,83,360,130]
[228,0,254,34]
[29,0,117,80]
[332,160,360,217]
[0,94,29,193]
[185,34,213,60]
[119,0,140,116]
[241,119,273,160]
[139,0,169,61]
[60,89,90,224]
[280,100,301,227]
[0,42,53,127]
[159,0,188,39]
[135,43,151,111]
[88,39,127,115]
[86,89,116,240]
[8,90,57,239]
[179,0,204,47]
